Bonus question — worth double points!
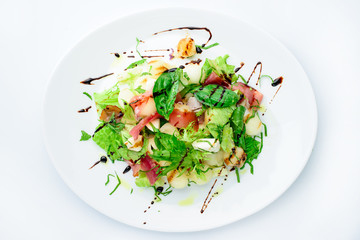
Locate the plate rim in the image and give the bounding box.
[42,6,318,232]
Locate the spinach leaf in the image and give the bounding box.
[231,106,246,147]
[194,84,239,108]
[153,69,182,120]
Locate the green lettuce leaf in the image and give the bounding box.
[220,123,235,152]
[92,123,147,162]
[200,55,238,83]
[206,105,235,126]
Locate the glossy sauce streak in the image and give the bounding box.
[127,55,164,58]
[153,27,213,47]
[80,73,114,85]
[78,106,91,113]
[269,84,282,104]
[201,167,225,213]
[271,76,283,87]
[144,49,170,52]
[246,62,262,85]
[185,59,202,65]
[234,62,245,73]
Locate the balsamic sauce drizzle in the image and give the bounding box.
[201,166,225,213]
[80,73,114,85]
[153,27,213,47]
[272,76,283,87]
[185,59,202,65]
[125,55,164,58]
[78,106,91,113]
[88,156,107,170]
[234,62,245,73]
[246,62,262,84]
[144,49,171,52]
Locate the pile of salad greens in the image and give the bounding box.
[81,39,267,196]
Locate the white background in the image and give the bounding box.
[1,0,359,239]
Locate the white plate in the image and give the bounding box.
[43,8,317,232]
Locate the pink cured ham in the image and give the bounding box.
[129,112,162,140]
[129,91,153,119]
[232,82,263,107]
[125,155,159,185]
[140,154,159,185]
[203,72,263,107]
[203,72,230,88]
[169,108,198,131]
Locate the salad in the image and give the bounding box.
[80,29,275,201]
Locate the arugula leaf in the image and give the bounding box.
[80,130,91,141]
[195,42,219,50]
[134,85,146,94]
[126,59,146,70]
[83,92,92,100]
[200,55,238,83]
[220,123,235,152]
[153,68,182,120]
[194,85,239,108]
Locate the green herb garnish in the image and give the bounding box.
[83,92,92,100]
[109,172,121,195]
[196,42,219,50]
[105,174,115,186]
[136,37,143,58]
[126,59,146,70]
[235,167,240,183]
[80,130,91,141]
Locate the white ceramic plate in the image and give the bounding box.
[43,8,317,232]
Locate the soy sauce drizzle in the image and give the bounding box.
[153,27,213,47]
[246,62,262,85]
[78,106,91,113]
[235,62,245,73]
[80,73,114,85]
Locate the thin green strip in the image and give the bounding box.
[109,172,121,195]
[105,174,115,186]
[235,167,240,183]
